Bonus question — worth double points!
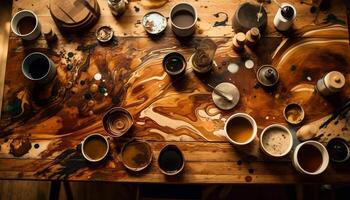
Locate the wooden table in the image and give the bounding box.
[0,0,349,183]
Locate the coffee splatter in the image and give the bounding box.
[245,175,252,182]
[213,12,228,27]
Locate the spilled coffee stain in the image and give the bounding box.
[213,12,228,27]
[36,145,89,179]
[323,14,346,25]
[76,43,98,52]
[245,175,252,182]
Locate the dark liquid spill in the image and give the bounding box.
[159,147,183,173]
[28,58,49,79]
[164,55,184,73]
[17,16,36,35]
[298,144,323,172]
[83,136,107,160]
[172,10,195,27]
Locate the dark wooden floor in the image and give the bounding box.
[1,180,350,200]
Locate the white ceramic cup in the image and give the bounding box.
[22,52,56,84]
[170,3,198,37]
[292,141,329,175]
[11,10,41,40]
[81,133,110,163]
[260,124,293,157]
[224,113,257,146]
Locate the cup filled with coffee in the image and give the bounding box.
[224,113,257,146]
[170,3,197,37]
[121,140,153,172]
[22,52,56,84]
[11,10,41,40]
[292,141,329,175]
[162,52,187,77]
[260,124,293,157]
[158,144,185,176]
[81,133,109,162]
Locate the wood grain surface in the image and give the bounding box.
[0,0,349,183]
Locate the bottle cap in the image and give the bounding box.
[235,32,246,45]
[257,65,279,87]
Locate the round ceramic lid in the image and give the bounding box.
[325,71,345,91]
[212,82,240,110]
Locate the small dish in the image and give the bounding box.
[142,12,167,35]
[283,103,305,125]
[96,26,114,43]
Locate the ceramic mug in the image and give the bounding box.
[260,124,293,157]
[11,10,41,40]
[292,140,329,175]
[158,144,185,176]
[81,133,110,163]
[22,52,56,84]
[224,113,257,146]
[170,3,198,37]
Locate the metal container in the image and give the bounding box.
[256,65,279,87]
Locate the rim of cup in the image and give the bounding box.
[170,2,198,30]
[11,9,39,37]
[81,133,109,163]
[260,124,293,157]
[293,140,329,175]
[22,52,51,81]
[158,144,185,176]
[224,113,257,146]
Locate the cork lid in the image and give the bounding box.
[250,27,260,39]
[325,71,345,91]
[235,32,246,45]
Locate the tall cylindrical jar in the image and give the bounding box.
[273,3,296,31]
[316,71,345,96]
